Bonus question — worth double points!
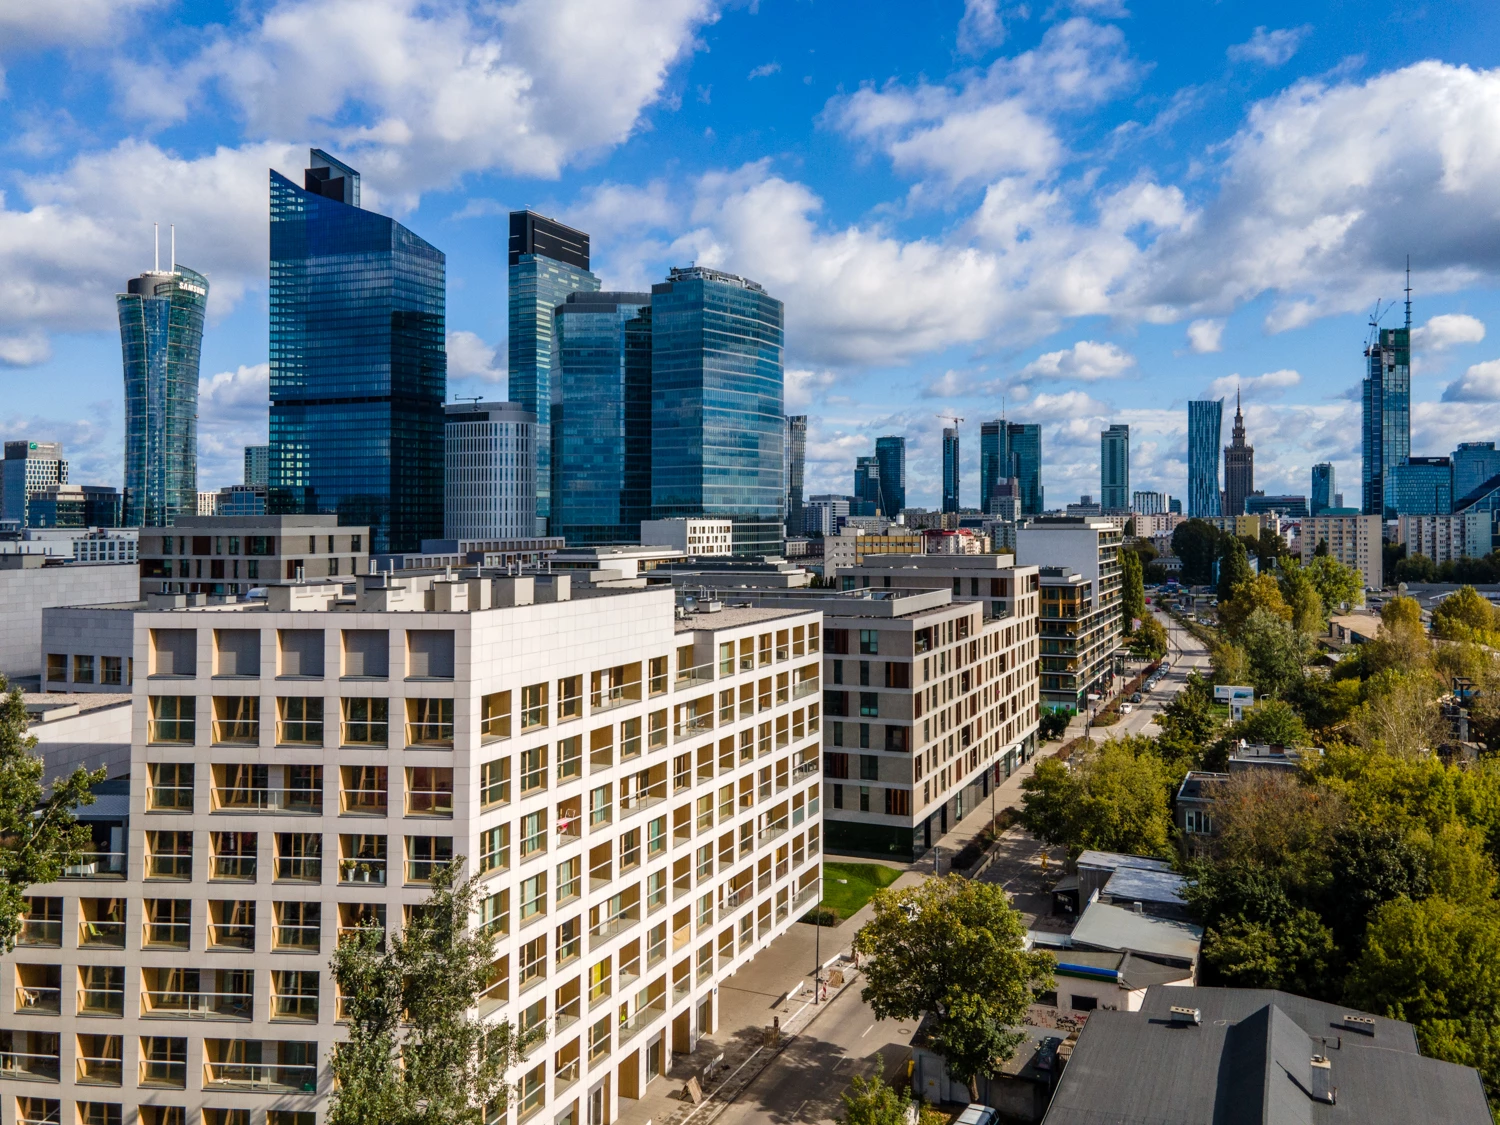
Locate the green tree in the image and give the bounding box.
[1276,560,1326,636]
[1431,585,1498,642]
[1019,736,1173,857]
[1121,550,1146,635]
[853,877,1053,1099]
[1395,552,1439,584]
[328,864,539,1125]
[1324,824,1432,952]
[1185,859,1335,997]
[1217,573,1292,638]
[838,1075,910,1125]
[1351,672,1446,759]
[1314,538,1330,557]
[1211,640,1250,687]
[1231,698,1307,747]
[1172,520,1223,586]
[1304,554,1364,611]
[1255,527,1288,568]
[1217,536,1253,602]
[1127,614,1168,660]
[0,678,103,953]
[1239,608,1308,698]
[1365,596,1430,675]
[1156,672,1223,764]
[1038,708,1072,741]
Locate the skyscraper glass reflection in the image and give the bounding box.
[979,421,1042,516]
[1100,424,1130,513]
[942,428,960,513]
[875,435,906,516]
[119,262,208,527]
[651,266,785,555]
[785,416,807,535]
[268,150,446,553]
[1187,400,1223,518]
[553,292,653,545]
[1311,462,1335,515]
[1363,324,1410,518]
[509,211,601,535]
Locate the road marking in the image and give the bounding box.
[861,1023,873,1037]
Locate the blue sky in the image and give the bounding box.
[5,0,1500,511]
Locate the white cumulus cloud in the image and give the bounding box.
[0,331,52,368]
[1227,26,1310,67]
[1186,318,1224,354]
[446,331,505,384]
[1444,359,1500,403]
[1022,340,1135,382]
[1207,368,1301,399]
[1412,313,1485,352]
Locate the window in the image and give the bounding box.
[481,691,512,741]
[824,752,849,780]
[649,710,668,751]
[338,835,387,886]
[481,758,512,808]
[147,763,194,812]
[885,662,910,689]
[74,654,95,684]
[520,935,547,988]
[407,630,455,679]
[521,873,547,921]
[212,697,259,744]
[406,836,453,883]
[521,811,547,858]
[557,917,581,965]
[557,857,581,903]
[340,766,386,816]
[860,755,879,781]
[272,971,320,1022]
[405,767,454,817]
[342,630,389,678]
[480,890,510,937]
[588,958,612,1003]
[859,692,879,718]
[589,785,612,828]
[557,675,583,721]
[277,698,323,745]
[521,682,549,729]
[480,825,510,874]
[143,900,190,948]
[858,630,879,655]
[139,1035,187,1089]
[100,655,123,685]
[558,735,582,781]
[341,698,389,746]
[406,698,454,746]
[45,653,66,683]
[1184,809,1214,835]
[521,746,548,794]
[885,788,911,816]
[859,786,871,812]
[146,832,193,880]
[649,656,668,696]
[621,716,642,759]
[275,833,322,882]
[149,697,195,744]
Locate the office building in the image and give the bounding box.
[216,485,268,518]
[137,514,368,599]
[1388,456,1452,516]
[650,267,785,556]
[444,401,538,543]
[979,422,1005,516]
[874,436,906,518]
[550,292,652,546]
[1009,425,1043,516]
[1222,392,1254,517]
[823,529,927,576]
[244,446,269,490]
[853,457,882,517]
[1067,496,1104,517]
[785,417,807,537]
[941,428,960,514]
[269,149,446,554]
[979,420,1044,518]
[69,531,140,566]
[2,441,69,528]
[1132,491,1166,516]
[196,492,219,517]
[1100,425,1130,513]
[2,574,824,1123]
[26,485,123,530]
[119,261,208,529]
[1168,497,1182,514]
[376,537,563,574]
[1363,322,1412,517]
[1015,517,1124,711]
[1310,463,1335,515]
[1299,514,1383,594]
[1186,401,1223,519]
[1452,442,1500,505]
[640,518,733,557]
[1398,512,1491,565]
[509,211,602,536]
[803,496,851,538]
[1243,494,1309,519]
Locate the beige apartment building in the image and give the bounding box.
[1298,514,1383,594]
[137,515,370,600]
[3,572,824,1125]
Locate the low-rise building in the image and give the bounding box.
[26,485,123,530]
[1299,513,1383,592]
[823,529,925,577]
[138,515,370,599]
[639,518,733,557]
[0,558,138,679]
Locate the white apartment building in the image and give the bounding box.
[1397,512,1492,566]
[638,520,733,558]
[1299,514,1383,592]
[3,573,824,1125]
[445,402,538,542]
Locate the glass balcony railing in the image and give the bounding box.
[62,852,126,880]
[143,990,252,1020]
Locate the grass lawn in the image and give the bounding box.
[821,861,903,919]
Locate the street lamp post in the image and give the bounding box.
[813,906,821,1005]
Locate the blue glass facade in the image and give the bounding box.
[650,267,785,555]
[853,456,881,516]
[552,292,653,545]
[1453,442,1500,505]
[1187,400,1223,518]
[785,416,807,535]
[508,211,600,535]
[874,435,905,516]
[1311,462,1335,515]
[1363,325,1411,517]
[1100,424,1129,512]
[942,428,960,513]
[268,153,446,554]
[1388,456,1452,516]
[980,422,1043,516]
[119,265,207,528]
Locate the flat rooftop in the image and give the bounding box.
[675,605,813,632]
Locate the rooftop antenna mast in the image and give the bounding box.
[1404,255,1412,332]
[170,224,176,273]
[153,223,159,272]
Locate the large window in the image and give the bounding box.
[481,691,512,742]
[341,698,389,746]
[277,698,323,745]
[149,696,195,744]
[520,682,548,730]
[406,698,454,747]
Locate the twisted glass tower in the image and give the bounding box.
[269,150,446,553]
[118,263,208,527]
[1187,400,1223,518]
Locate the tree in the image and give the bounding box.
[1019,737,1174,857]
[1038,708,1072,741]
[1314,539,1330,558]
[1432,586,1498,642]
[1395,552,1438,584]
[1156,672,1222,763]
[1276,560,1326,636]
[1185,859,1335,997]
[1231,698,1307,747]
[1120,550,1146,635]
[1365,597,1430,674]
[1172,520,1223,586]
[1351,672,1446,759]
[1217,536,1253,602]
[1304,554,1363,612]
[1239,608,1308,698]
[853,877,1053,1099]
[1211,640,1250,687]
[1255,527,1288,568]
[0,678,103,953]
[1217,573,1291,638]
[328,864,539,1125]
[1205,770,1345,879]
[1324,824,1432,952]
[1127,615,1168,660]
[838,1075,910,1125]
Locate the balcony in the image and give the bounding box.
[143,989,252,1021]
[794,881,822,910]
[591,684,640,714]
[14,986,60,1016]
[17,921,61,948]
[793,759,818,779]
[339,859,388,886]
[339,789,388,817]
[274,857,322,884]
[62,853,126,880]
[75,1052,122,1087]
[273,924,321,953]
[210,856,257,882]
[207,922,255,951]
[77,986,125,1018]
[203,1059,316,1094]
[674,663,714,690]
[0,1047,60,1083]
[792,678,819,700]
[618,1001,666,1044]
[673,714,714,741]
[212,787,322,815]
[146,854,192,881]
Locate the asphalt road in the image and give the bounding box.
[1103,605,1212,740]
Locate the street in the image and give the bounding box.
[1098,603,1211,740]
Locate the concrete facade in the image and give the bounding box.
[0,561,138,679]
[137,515,369,600]
[638,519,733,558]
[1298,514,1384,593]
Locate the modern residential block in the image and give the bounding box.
[1396,512,1491,564]
[639,519,733,557]
[445,402,538,543]
[137,515,369,599]
[1,575,824,1124]
[2,441,68,529]
[1298,514,1383,593]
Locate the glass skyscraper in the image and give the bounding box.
[874,435,905,516]
[508,211,601,535]
[785,415,807,535]
[979,422,1042,516]
[1453,442,1500,505]
[1187,400,1223,518]
[268,150,446,554]
[118,262,208,527]
[853,456,881,516]
[942,427,960,513]
[1363,324,1411,517]
[650,266,785,555]
[552,291,653,545]
[1100,424,1130,513]
[1388,456,1452,516]
[1311,462,1335,515]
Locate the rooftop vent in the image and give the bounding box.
[1342,1014,1375,1036]
[1168,1006,1201,1026]
[1309,1056,1335,1104]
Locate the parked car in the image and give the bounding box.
[955,1105,997,1125]
[1130,692,1142,703]
[1120,703,1134,715]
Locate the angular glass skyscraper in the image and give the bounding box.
[1388,456,1452,516]
[874,435,905,516]
[1452,442,1500,505]
[785,416,807,535]
[1100,424,1129,513]
[269,150,446,553]
[853,456,881,516]
[1311,462,1335,515]
[1363,324,1410,518]
[1187,400,1223,518]
[552,291,653,545]
[979,422,1042,516]
[118,262,208,527]
[509,211,601,535]
[942,428,960,513]
[651,266,784,555]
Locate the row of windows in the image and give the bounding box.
[146,696,453,749]
[6,964,318,1024]
[129,831,456,889]
[4,1100,308,1125]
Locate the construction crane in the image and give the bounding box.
[935,413,965,431]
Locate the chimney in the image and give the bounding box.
[1168,1006,1200,1026]
[1309,1056,1335,1104]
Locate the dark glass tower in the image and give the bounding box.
[1453,442,1500,505]
[509,210,601,535]
[1363,324,1411,518]
[785,416,807,535]
[1100,423,1130,513]
[651,266,785,555]
[268,150,446,553]
[942,427,960,513]
[874,435,905,516]
[853,456,881,516]
[1187,400,1223,518]
[1222,392,1255,517]
[118,262,208,527]
[552,291,653,545]
[1311,462,1335,515]
[979,421,1042,516]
